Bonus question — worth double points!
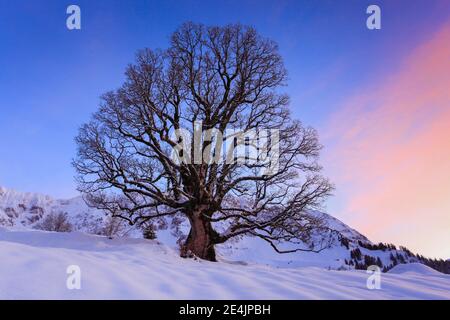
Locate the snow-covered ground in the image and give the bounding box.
[0,186,378,270]
[1,186,449,299]
[0,227,449,299]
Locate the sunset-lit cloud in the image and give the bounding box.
[323,22,450,258]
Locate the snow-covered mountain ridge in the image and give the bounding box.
[1,186,449,274]
[0,186,108,234]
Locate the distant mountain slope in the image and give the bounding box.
[1,186,449,274]
[0,186,106,233]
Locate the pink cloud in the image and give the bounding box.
[323,22,450,258]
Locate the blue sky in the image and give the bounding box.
[0,0,448,196]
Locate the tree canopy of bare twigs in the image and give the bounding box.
[73,22,334,261]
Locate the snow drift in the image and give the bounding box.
[0,228,449,299]
[388,263,444,276]
[1,185,449,299]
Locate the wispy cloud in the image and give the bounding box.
[323,22,450,258]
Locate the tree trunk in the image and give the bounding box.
[181,211,217,261]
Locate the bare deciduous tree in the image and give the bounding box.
[73,22,333,261]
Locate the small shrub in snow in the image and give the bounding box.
[34,212,73,232]
[142,223,157,240]
[100,215,127,239]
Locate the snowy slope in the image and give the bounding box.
[0,186,104,231]
[215,210,369,269]
[0,228,449,299]
[0,186,448,274]
[388,263,444,276]
[0,187,137,236]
